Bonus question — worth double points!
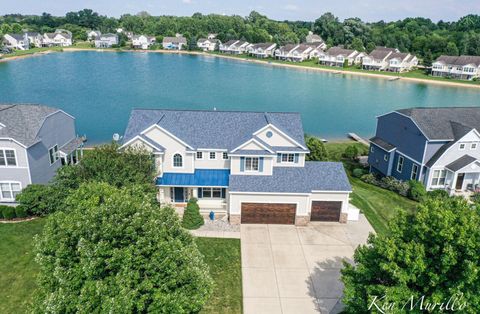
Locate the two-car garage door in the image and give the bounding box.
[240,201,342,224]
[241,203,296,224]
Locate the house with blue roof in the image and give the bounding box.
[368,107,480,195]
[122,109,352,225]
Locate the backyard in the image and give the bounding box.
[0,219,242,314]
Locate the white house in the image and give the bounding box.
[362,47,398,71]
[3,33,29,50]
[132,35,156,49]
[121,109,353,225]
[162,35,187,50]
[26,32,43,48]
[197,38,221,51]
[94,33,119,48]
[275,43,321,62]
[432,55,480,80]
[247,43,277,58]
[87,30,101,41]
[318,47,359,67]
[305,31,325,45]
[219,40,251,54]
[43,30,73,47]
[386,52,418,72]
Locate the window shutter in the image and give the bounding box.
[197,188,202,198]
[259,157,264,172]
[221,188,226,198]
[294,153,299,163]
[277,153,282,163]
[240,157,245,172]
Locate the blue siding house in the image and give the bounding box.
[369,107,480,195]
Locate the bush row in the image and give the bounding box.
[358,172,428,201]
[0,205,28,220]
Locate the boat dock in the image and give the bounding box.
[348,133,369,146]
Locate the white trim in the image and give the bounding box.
[231,137,274,153]
[396,150,423,165]
[0,137,27,148]
[120,135,164,152]
[396,155,404,173]
[229,191,311,196]
[197,148,228,152]
[209,151,217,160]
[140,124,194,149]
[310,190,352,193]
[0,147,19,168]
[157,184,229,188]
[196,151,204,160]
[411,164,419,180]
[229,154,274,157]
[370,141,396,153]
[428,129,480,168]
[252,124,307,150]
[0,181,22,202]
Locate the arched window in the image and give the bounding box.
[173,153,183,168]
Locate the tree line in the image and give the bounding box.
[1,9,480,62]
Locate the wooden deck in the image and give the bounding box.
[348,133,369,146]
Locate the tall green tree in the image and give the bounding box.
[305,135,328,161]
[342,197,480,313]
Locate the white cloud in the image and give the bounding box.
[283,4,298,11]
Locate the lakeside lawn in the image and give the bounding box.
[0,47,63,59]
[325,141,418,235]
[0,219,242,314]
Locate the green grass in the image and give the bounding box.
[0,219,242,314]
[1,47,63,59]
[197,238,242,314]
[325,141,418,235]
[0,218,45,313]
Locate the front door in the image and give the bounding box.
[456,173,465,190]
[174,187,185,203]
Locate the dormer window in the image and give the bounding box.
[471,143,477,150]
[209,152,216,160]
[173,153,183,167]
[245,157,259,171]
[459,143,466,150]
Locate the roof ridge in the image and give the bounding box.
[131,108,300,114]
[0,104,16,112]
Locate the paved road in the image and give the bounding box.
[241,214,374,314]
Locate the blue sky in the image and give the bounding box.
[1,0,479,22]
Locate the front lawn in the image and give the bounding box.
[0,219,242,314]
[0,218,45,313]
[325,141,418,235]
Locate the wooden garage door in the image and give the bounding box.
[311,201,342,222]
[241,203,296,224]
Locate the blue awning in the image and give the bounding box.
[156,169,230,187]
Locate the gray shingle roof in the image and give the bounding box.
[436,55,480,67]
[229,161,351,193]
[445,155,478,172]
[163,36,187,44]
[370,136,396,152]
[0,104,59,146]
[251,43,276,50]
[387,52,409,61]
[368,47,397,60]
[396,107,480,140]
[5,33,25,41]
[326,46,356,57]
[123,109,307,152]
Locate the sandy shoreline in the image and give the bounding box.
[2,47,480,90]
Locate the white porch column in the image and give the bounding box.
[450,172,458,196]
[192,188,198,198]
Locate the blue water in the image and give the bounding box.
[1,51,479,144]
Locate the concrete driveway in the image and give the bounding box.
[241,214,374,314]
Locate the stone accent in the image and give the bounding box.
[295,215,310,226]
[229,214,241,225]
[339,212,348,224]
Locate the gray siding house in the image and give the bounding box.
[0,104,83,203]
[368,107,480,195]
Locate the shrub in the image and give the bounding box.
[15,205,28,218]
[15,184,52,216]
[379,176,410,196]
[182,198,204,230]
[471,192,480,204]
[343,145,359,160]
[305,135,328,161]
[352,168,365,178]
[360,173,378,185]
[408,180,427,201]
[1,205,16,220]
[33,183,213,313]
[427,189,450,200]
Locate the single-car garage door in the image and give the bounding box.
[311,201,342,222]
[241,203,296,224]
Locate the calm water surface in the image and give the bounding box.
[0,51,479,144]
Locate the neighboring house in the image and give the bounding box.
[368,107,480,196]
[87,30,101,41]
[318,47,358,67]
[432,55,480,80]
[275,44,299,61]
[94,33,119,48]
[305,31,325,45]
[162,35,187,50]
[197,38,221,51]
[3,33,29,50]
[386,52,418,72]
[121,109,352,225]
[362,47,398,70]
[0,104,84,203]
[43,30,73,47]
[26,32,43,48]
[247,43,277,58]
[132,35,156,49]
[219,40,251,54]
[303,42,326,59]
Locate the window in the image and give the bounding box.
[198,187,226,199]
[173,153,183,167]
[0,149,16,166]
[459,143,466,150]
[209,152,216,160]
[370,146,374,153]
[266,131,273,138]
[223,152,229,160]
[384,154,389,162]
[431,170,446,186]
[397,156,404,172]
[0,182,21,201]
[196,152,203,159]
[471,143,477,150]
[411,164,419,180]
[48,145,59,165]
[281,153,295,163]
[245,157,259,171]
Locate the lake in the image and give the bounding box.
[1,51,479,144]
